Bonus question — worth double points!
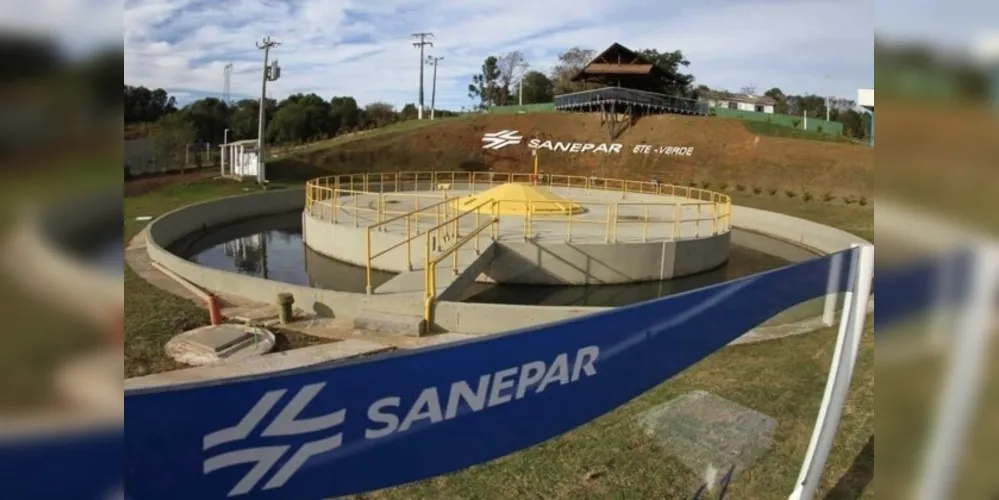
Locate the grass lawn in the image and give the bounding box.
[740,121,858,145]
[0,157,122,410]
[124,174,874,498]
[275,115,473,160]
[354,323,873,500]
[123,176,328,378]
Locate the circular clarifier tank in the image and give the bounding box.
[177,213,816,308]
[304,181,734,285]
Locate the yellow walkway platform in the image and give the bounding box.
[454,183,584,216]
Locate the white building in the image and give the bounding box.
[857,88,874,110]
[220,139,260,179]
[701,91,777,114]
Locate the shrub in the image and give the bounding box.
[785,189,797,198]
[859,196,868,206]
[718,182,729,191]
[822,192,836,203]
[753,186,763,195]
[700,181,712,189]
[803,191,813,202]
[768,187,778,196]
[688,180,698,187]
[736,184,747,192]
[844,195,856,205]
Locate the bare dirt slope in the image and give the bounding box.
[278,113,874,196]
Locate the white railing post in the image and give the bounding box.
[913,244,999,500]
[789,243,874,500]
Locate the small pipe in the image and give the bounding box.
[208,294,223,326]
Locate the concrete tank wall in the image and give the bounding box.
[481,233,730,285]
[302,198,731,285]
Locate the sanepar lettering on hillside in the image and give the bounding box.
[482,130,694,156]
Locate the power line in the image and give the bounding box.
[411,32,434,120]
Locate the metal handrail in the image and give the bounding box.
[305,171,732,237]
[424,214,498,332]
[305,171,733,331]
[305,171,733,302]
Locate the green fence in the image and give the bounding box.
[487,103,557,114]
[710,107,843,135]
[487,101,845,136]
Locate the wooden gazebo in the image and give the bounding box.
[555,43,707,138]
[569,43,672,92]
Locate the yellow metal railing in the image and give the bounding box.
[305,171,732,230]
[422,201,499,330]
[304,171,733,326]
[363,196,457,293]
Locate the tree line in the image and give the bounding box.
[124,85,459,145]
[759,88,871,140]
[467,47,695,109]
[466,47,874,140]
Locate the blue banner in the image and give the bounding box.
[874,250,972,331]
[123,249,857,500]
[0,424,122,500]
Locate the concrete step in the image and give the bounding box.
[352,310,425,337]
[374,242,497,301]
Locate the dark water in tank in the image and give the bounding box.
[171,212,397,292]
[83,236,124,275]
[175,212,808,307]
[63,225,123,276]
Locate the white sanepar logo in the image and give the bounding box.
[203,383,346,497]
[481,130,523,150]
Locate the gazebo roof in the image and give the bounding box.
[571,43,668,82]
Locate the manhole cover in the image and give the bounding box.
[637,391,776,478]
[166,324,276,366]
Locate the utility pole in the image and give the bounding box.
[411,32,434,120]
[223,63,233,104]
[426,55,443,120]
[255,36,281,184]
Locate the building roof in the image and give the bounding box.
[700,90,777,106]
[570,43,670,92]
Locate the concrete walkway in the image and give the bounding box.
[374,240,496,300]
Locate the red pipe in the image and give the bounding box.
[208,294,223,326]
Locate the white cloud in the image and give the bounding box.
[120,0,875,109]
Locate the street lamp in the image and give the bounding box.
[221,128,231,176]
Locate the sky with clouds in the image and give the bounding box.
[116,0,888,110]
[10,0,995,111]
